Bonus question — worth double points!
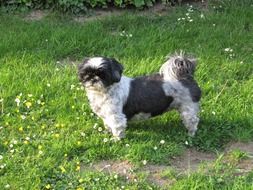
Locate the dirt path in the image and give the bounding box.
[81,141,253,188]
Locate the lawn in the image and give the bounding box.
[0,0,253,189]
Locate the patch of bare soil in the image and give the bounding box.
[24,10,48,21]
[74,9,124,23]
[226,141,253,174]
[83,160,136,180]
[142,165,176,188]
[81,142,253,188]
[171,148,216,174]
[84,160,175,187]
[226,141,253,155]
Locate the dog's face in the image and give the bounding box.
[78,57,124,90]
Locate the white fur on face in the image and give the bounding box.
[87,57,104,68]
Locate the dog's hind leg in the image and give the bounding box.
[179,102,200,136]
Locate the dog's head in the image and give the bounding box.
[160,52,197,80]
[78,57,124,90]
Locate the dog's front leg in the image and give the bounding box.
[103,113,127,140]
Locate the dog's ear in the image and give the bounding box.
[110,58,124,82]
[188,57,197,66]
[77,58,89,81]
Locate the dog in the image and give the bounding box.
[78,53,201,139]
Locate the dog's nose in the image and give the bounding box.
[91,79,98,84]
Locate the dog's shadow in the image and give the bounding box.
[126,112,253,152]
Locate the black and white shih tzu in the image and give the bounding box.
[78,53,201,140]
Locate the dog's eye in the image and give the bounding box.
[98,71,106,79]
[175,59,184,67]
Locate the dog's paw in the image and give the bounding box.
[110,136,122,142]
[111,127,126,139]
[188,130,196,137]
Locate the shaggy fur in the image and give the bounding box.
[78,54,201,139]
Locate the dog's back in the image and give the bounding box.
[123,74,174,120]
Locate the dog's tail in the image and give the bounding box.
[160,52,197,80]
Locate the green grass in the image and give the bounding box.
[0,0,253,189]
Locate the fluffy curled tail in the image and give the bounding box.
[160,52,197,80]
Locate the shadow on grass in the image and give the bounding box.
[127,113,253,152]
[69,112,253,164]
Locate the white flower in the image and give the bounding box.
[160,140,165,144]
[39,150,43,155]
[9,144,13,148]
[125,144,130,147]
[189,19,193,22]
[129,34,133,37]
[21,115,26,120]
[185,141,189,145]
[186,13,190,16]
[0,98,3,102]
[13,140,18,144]
[80,132,86,137]
[10,149,14,153]
[47,83,51,87]
[178,18,181,21]
[98,127,103,132]
[213,23,216,26]
[103,138,108,143]
[0,155,3,160]
[224,48,232,52]
[188,7,193,12]
[200,13,204,18]
[212,111,216,115]
[114,174,118,179]
[142,160,147,165]
[5,184,10,189]
[153,146,158,150]
[93,123,98,129]
[28,94,33,97]
[37,100,41,104]
[55,68,60,71]
[25,137,30,141]
[15,98,20,106]
[70,84,75,90]
[0,164,6,169]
